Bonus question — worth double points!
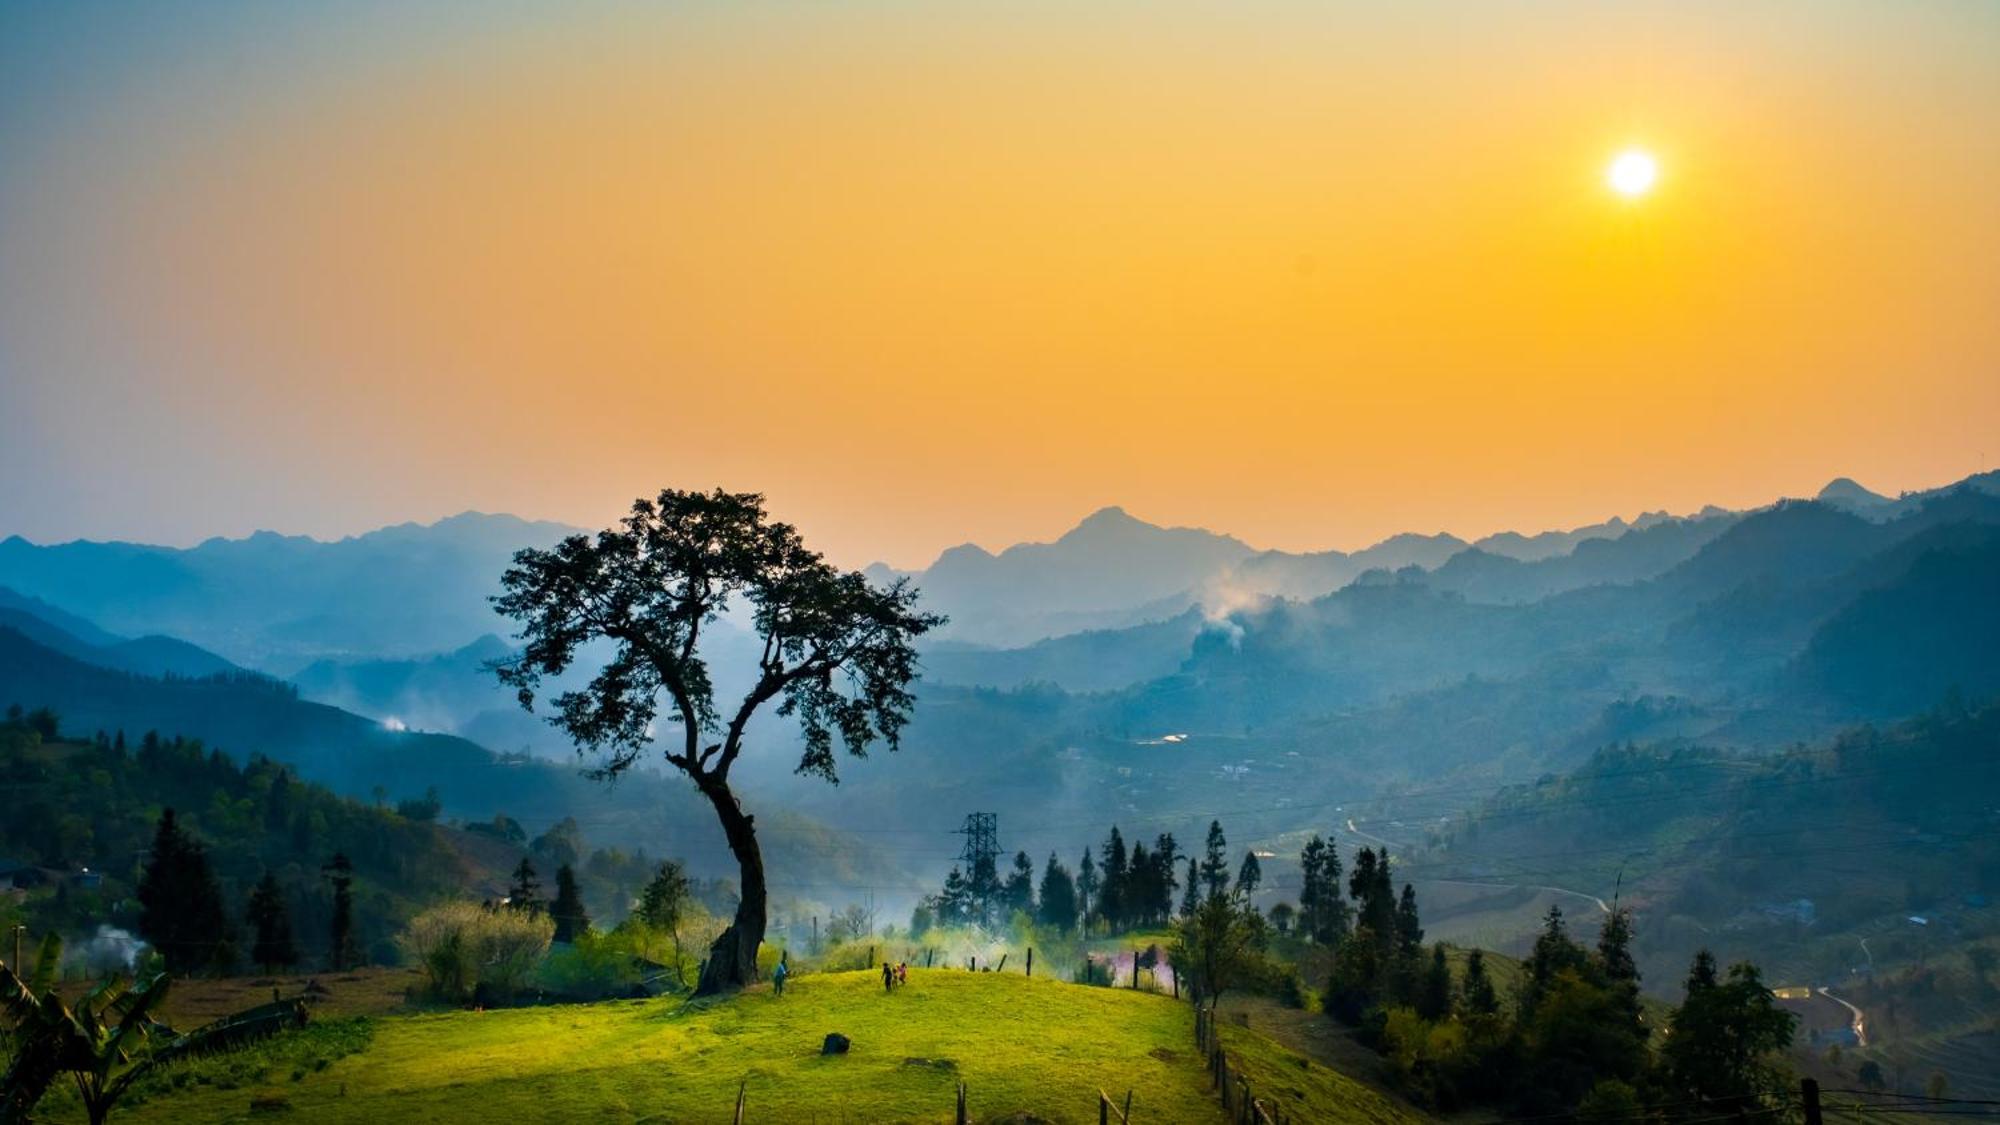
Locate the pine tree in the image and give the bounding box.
[940,866,971,926]
[263,768,295,836]
[1180,856,1201,918]
[1318,841,1348,943]
[1004,850,1036,919]
[1461,947,1500,1015]
[324,852,357,970]
[1349,848,1397,957]
[1076,848,1098,924]
[1596,906,1648,1048]
[1298,835,1327,939]
[551,864,590,943]
[1100,828,1128,929]
[246,871,298,972]
[1199,820,1230,902]
[1152,833,1181,923]
[1036,852,1078,932]
[1520,904,1588,1019]
[1128,841,1153,925]
[509,857,542,915]
[1395,884,1423,957]
[1416,944,1454,1020]
[137,808,228,975]
[1237,851,1263,898]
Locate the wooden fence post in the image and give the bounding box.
[955,1080,968,1125]
[1027,947,1033,978]
[969,954,976,973]
[997,953,1008,972]
[732,1080,745,1124]
[869,945,876,969]
[1099,1091,1110,1125]
[1123,1089,1133,1123]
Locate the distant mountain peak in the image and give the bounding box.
[934,542,996,565]
[1059,505,1147,538]
[1818,477,1891,506]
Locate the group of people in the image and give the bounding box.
[880,960,908,992]
[767,955,908,997]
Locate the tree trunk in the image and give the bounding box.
[694,777,767,995]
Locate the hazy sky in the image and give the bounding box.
[3,2,1996,568]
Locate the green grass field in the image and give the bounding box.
[83,969,1426,1124]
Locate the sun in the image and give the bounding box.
[1606,149,1659,198]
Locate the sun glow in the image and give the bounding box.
[1607,149,1659,198]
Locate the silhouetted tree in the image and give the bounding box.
[1237,851,1263,898]
[1200,820,1230,902]
[1417,944,1454,1020]
[1037,852,1078,932]
[323,852,357,970]
[493,489,942,993]
[1268,902,1295,934]
[550,864,590,943]
[1519,904,1588,1019]
[137,809,227,975]
[1461,947,1500,1015]
[508,857,542,915]
[1004,851,1035,918]
[1661,952,1797,1108]
[1076,847,1098,924]
[1099,827,1128,928]
[246,872,297,972]
[1596,907,1647,1054]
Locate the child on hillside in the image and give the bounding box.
[772,957,788,996]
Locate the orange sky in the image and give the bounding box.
[2,2,1996,567]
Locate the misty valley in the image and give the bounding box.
[3,472,1996,1122]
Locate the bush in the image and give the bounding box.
[538,930,641,999]
[399,902,553,1003]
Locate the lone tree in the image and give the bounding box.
[493,488,942,994]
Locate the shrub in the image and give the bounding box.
[399,902,553,1002]
[538,930,640,999]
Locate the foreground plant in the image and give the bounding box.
[1,935,306,1124]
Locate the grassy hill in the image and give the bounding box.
[86,971,1426,1125]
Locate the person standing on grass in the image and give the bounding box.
[772,957,788,996]
[882,961,894,992]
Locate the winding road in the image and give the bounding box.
[1819,986,1869,1047]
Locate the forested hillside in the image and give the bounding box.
[0,710,503,967]
[1419,702,2000,985]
